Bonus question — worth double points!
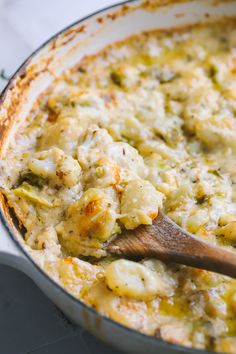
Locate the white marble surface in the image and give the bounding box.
[0,1,125,353]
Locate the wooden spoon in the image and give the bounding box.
[107,211,236,278]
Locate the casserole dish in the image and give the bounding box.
[1,1,236,353]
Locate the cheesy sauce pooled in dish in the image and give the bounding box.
[2,19,236,353]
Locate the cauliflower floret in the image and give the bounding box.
[39,117,83,156]
[47,82,77,113]
[159,321,192,347]
[109,113,151,143]
[110,64,141,89]
[120,179,163,229]
[153,114,184,147]
[162,67,212,101]
[72,89,110,125]
[28,148,81,187]
[166,183,194,212]
[47,85,110,131]
[84,280,158,334]
[195,114,236,151]
[129,88,165,124]
[82,157,120,189]
[45,257,104,299]
[77,126,147,179]
[183,88,220,133]
[26,226,61,257]
[138,139,187,163]
[77,126,113,168]
[105,142,147,179]
[56,188,119,257]
[105,259,169,300]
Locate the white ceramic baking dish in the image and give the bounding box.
[1,1,236,353]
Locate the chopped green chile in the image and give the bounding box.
[17,172,47,189]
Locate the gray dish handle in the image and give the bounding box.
[0,221,30,272]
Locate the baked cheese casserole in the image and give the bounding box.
[2,19,236,353]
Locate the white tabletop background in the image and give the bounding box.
[0,1,125,353]
[0,0,124,90]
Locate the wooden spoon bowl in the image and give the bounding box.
[108,211,236,278]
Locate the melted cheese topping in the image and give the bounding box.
[2,19,236,353]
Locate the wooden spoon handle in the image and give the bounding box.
[108,211,236,278]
